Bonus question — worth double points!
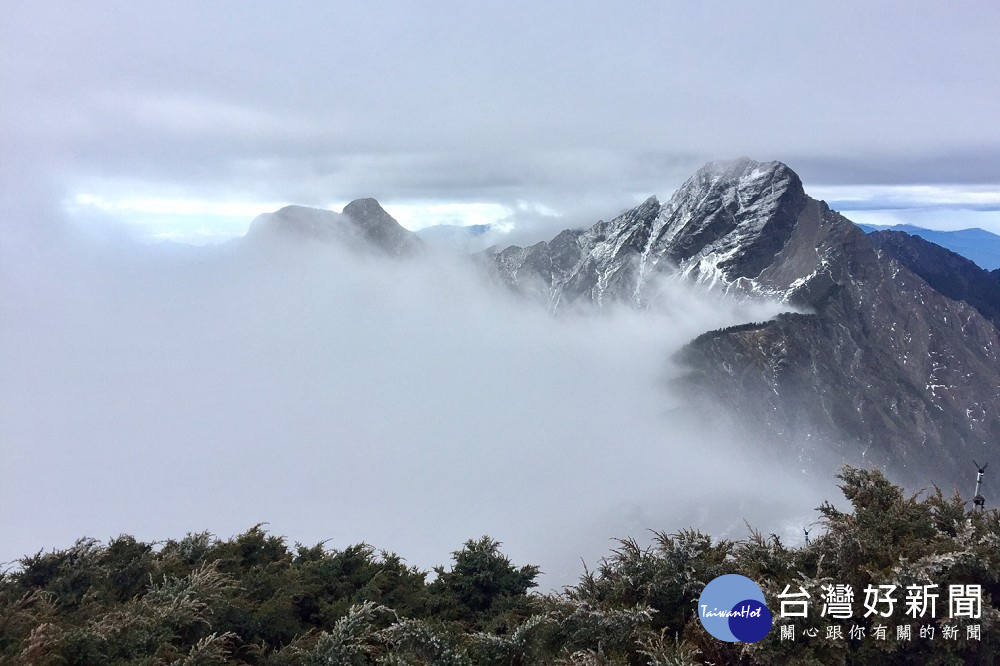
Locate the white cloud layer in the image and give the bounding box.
[0,225,835,586]
[815,185,1000,211]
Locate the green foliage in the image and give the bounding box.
[430,536,540,628]
[301,601,393,665]
[569,529,732,637]
[1,467,998,664]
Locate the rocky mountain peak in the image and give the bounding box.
[670,158,801,221]
[342,198,421,256]
[245,199,420,256]
[651,158,807,289]
[342,197,390,225]
[488,158,814,308]
[691,156,793,185]
[488,158,1000,482]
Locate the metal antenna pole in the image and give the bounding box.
[972,460,987,511]
[803,528,810,546]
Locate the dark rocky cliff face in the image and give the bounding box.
[680,259,1000,481]
[490,159,820,309]
[492,158,1000,483]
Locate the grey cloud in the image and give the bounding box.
[785,151,1000,189]
[5,1,1000,227]
[831,202,1000,213]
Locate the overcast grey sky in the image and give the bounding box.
[3,1,1000,241]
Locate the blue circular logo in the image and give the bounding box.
[698,574,772,643]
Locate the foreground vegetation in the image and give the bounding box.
[2,467,998,665]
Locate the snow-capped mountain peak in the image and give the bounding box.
[490,158,1000,481]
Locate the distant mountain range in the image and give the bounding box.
[856,223,1000,270]
[240,159,1000,485]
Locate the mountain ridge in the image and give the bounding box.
[246,199,421,256]
[489,158,1000,482]
[235,159,998,483]
[856,223,1000,270]
[867,230,1000,328]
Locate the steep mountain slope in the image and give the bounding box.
[247,199,421,255]
[868,229,1000,328]
[491,159,818,309]
[857,223,1000,270]
[492,159,1000,481]
[342,198,422,256]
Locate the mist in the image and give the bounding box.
[0,217,838,587]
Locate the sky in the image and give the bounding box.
[0,2,997,582]
[3,1,1000,243]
